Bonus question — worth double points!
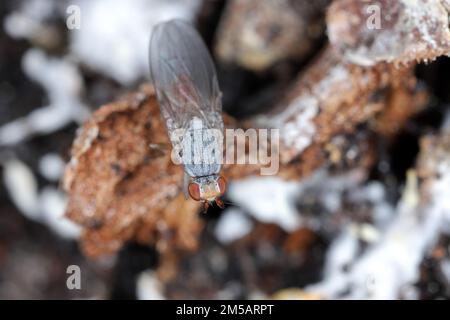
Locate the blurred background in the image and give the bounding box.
[1,0,450,300]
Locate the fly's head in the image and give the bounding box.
[188,175,226,210]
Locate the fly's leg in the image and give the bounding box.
[202,201,209,213]
[215,198,224,209]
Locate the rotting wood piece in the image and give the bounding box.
[327,0,450,66]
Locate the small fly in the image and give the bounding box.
[149,19,226,210]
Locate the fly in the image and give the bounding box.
[149,19,226,210]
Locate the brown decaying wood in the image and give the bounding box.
[327,0,450,66]
[251,46,426,163]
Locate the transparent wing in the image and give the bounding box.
[149,19,223,136]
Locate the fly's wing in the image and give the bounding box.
[149,20,223,140]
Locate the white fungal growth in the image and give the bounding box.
[1,157,80,239]
[227,177,301,232]
[333,0,450,65]
[2,158,40,220]
[39,187,81,239]
[215,208,253,244]
[306,154,450,299]
[38,153,66,181]
[69,0,202,85]
[281,96,319,155]
[254,64,350,159]
[0,49,89,146]
[254,95,319,158]
[136,271,165,300]
[3,0,56,41]
[227,169,367,232]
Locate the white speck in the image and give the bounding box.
[136,270,165,300]
[2,158,40,220]
[39,187,80,239]
[215,208,253,244]
[281,97,319,154]
[441,108,450,131]
[228,177,301,231]
[217,281,244,299]
[327,228,360,273]
[441,259,450,283]
[38,153,65,181]
[3,0,55,40]
[307,228,359,295]
[351,223,380,243]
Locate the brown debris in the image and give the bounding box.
[64,85,201,257]
[215,0,329,71]
[417,130,450,202]
[417,132,450,180]
[162,223,326,299]
[327,0,450,66]
[251,46,426,163]
[283,228,317,253]
[373,80,428,137]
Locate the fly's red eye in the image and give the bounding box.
[188,183,201,201]
[217,176,226,195]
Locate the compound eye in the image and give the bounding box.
[217,176,227,195]
[188,182,201,201]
